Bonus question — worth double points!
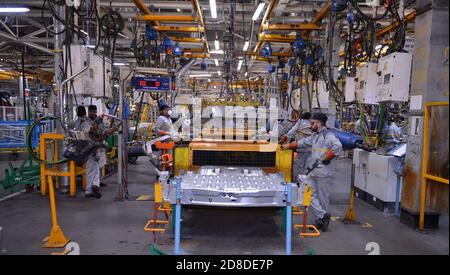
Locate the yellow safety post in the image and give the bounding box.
[342,164,357,223]
[294,184,321,238]
[42,175,70,248]
[144,182,169,241]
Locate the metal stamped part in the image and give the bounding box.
[169,166,297,207]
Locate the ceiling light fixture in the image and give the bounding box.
[252,2,265,21]
[0,7,30,13]
[243,41,250,51]
[209,0,217,19]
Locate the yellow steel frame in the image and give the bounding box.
[419,102,449,231]
[263,23,321,31]
[39,133,86,197]
[155,26,204,32]
[42,175,70,248]
[138,15,196,22]
[167,36,204,43]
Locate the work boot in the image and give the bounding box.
[315,218,323,230]
[321,213,331,232]
[100,182,107,187]
[92,186,102,199]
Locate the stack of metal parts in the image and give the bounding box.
[168,166,297,207]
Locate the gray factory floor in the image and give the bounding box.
[0,156,448,255]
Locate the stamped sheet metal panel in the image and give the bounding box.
[169,166,297,207]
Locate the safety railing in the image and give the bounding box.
[420,102,449,231]
[0,106,25,121]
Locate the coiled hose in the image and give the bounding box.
[26,116,69,165]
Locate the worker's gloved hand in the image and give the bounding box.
[321,149,335,165]
[279,135,288,144]
[281,141,298,150]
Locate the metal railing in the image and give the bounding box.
[420,102,449,231]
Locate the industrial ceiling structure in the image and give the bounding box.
[0,0,416,94]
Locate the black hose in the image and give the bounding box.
[26,116,69,165]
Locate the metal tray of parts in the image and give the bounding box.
[168,166,297,207]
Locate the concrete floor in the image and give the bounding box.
[0,156,448,255]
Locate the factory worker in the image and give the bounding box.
[383,116,402,145]
[280,110,300,137]
[153,104,174,137]
[279,112,313,177]
[84,105,117,198]
[282,113,343,232]
[73,106,89,132]
[83,105,102,198]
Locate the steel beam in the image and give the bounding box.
[263,23,321,31]
[155,26,204,32]
[138,15,196,22]
[0,31,54,55]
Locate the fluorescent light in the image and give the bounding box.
[114,62,127,66]
[177,8,181,12]
[252,2,265,21]
[217,70,221,76]
[209,0,217,19]
[245,72,248,77]
[375,45,382,50]
[80,30,89,36]
[0,7,30,13]
[237,59,243,71]
[210,50,224,54]
[214,59,219,66]
[208,78,211,82]
[189,74,212,78]
[214,39,220,50]
[243,41,250,51]
[84,45,95,49]
[214,85,217,89]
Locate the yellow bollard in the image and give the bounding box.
[42,176,70,248]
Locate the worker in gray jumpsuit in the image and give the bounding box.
[152,104,173,137]
[73,105,101,198]
[282,113,342,232]
[280,112,312,177]
[383,116,402,145]
[73,106,89,132]
[83,105,102,198]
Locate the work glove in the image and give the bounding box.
[279,135,288,144]
[321,149,335,165]
[281,141,298,150]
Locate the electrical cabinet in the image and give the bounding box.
[64,45,112,98]
[91,54,112,98]
[344,77,356,103]
[365,152,401,202]
[355,62,378,104]
[376,52,412,102]
[353,148,369,191]
[64,45,93,96]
